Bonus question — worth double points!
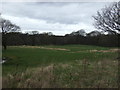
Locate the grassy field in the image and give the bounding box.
[2,45,119,88]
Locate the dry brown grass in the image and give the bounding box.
[2,64,55,88]
[0,77,2,89]
[2,59,118,88]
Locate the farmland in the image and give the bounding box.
[2,45,119,88]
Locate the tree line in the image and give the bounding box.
[1,32,119,47]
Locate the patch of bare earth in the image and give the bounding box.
[69,49,119,53]
[90,49,119,53]
[18,46,70,51]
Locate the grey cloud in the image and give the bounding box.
[1,2,112,35]
[2,2,110,24]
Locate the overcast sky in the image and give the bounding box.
[1,2,112,35]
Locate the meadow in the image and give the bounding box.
[2,45,119,88]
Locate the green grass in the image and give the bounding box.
[2,45,119,88]
[2,45,118,74]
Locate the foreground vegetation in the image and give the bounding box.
[2,45,119,88]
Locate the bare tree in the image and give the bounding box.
[0,17,20,50]
[31,31,39,35]
[93,2,120,34]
